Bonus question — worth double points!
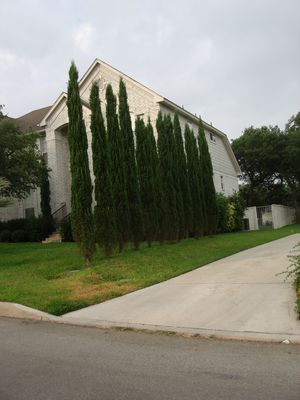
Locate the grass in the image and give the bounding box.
[0,224,300,316]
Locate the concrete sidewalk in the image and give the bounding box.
[63,234,300,341]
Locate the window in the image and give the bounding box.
[220,176,225,192]
[210,132,216,142]
[42,152,48,164]
[25,208,35,219]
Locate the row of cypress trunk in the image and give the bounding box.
[67,62,217,265]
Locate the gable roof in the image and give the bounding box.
[11,106,51,132]
[38,58,240,174]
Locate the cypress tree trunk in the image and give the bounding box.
[67,62,95,265]
[135,117,158,247]
[90,81,116,256]
[106,84,129,253]
[156,112,179,241]
[184,125,204,237]
[118,79,143,250]
[198,120,218,235]
[173,114,193,238]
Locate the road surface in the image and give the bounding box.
[1,317,300,400]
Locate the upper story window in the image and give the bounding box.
[220,175,225,192]
[209,132,216,143]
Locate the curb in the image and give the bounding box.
[1,302,300,344]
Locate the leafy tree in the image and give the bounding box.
[198,120,217,234]
[173,114,193,237]
[106,84,129,252]
[135,117,158,247]
[118,79,143,250]
[0,118,44,199]
[66,62,95,265]
[184,124,204,237]
[90,81,116,256]
[156,112,179,241]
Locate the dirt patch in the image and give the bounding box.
[67,280,138,303]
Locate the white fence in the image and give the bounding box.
[244,204,296,231]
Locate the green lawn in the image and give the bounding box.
[1,224,300,316]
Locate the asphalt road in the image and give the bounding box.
[1,318,300,400]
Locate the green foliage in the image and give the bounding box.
[60,215,74,242]
[156,112,179,241]
[106,83,130,252]
[90,81,116,256]
[39,159,52,219]
[11,229,28,242]
[173,114,189,239]
[198,120,218,234]
[135,117,159,247]
[0,118,43,199]
[184,124,204,237]
[231,116,300,207]
[216,192,246,233]
[0,230,11,242]
[118,79,143,250]
[0,217,52,242]
[67,62,95,265]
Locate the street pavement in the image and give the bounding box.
[64,234,300,340]
[1,317,300,400]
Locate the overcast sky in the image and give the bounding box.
[0,0,299,139]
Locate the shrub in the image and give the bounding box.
[216,191,246,233]
[11,229,28,242]
[0,230,11,242]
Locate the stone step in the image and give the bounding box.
[42,232,62,244]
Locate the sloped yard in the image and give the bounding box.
[0,224,299,315]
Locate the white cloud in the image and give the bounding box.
[73,23,94,53]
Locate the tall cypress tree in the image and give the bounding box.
[147,118,165,244]
[90,81,116,256]
[106,84,129,252]
[67,62,95,265]
[173,114,193,238]
[39,158,53,235]
[198,120,218,234]
[135,117,158,247]
[184,125,204,237]
[118,79,143,250]
[156,112,179,241]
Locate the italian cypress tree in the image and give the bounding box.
[135,117,158,247]
[147,118,165,244]
[198,119,218,234]
[156,112,179,241]
[90,81,116,256]
[173,114,193,238]
[184,125,204,237]
[118,79,143,250]
[67,62,95,265]
[39,159,53,235]
[106,84,129,252]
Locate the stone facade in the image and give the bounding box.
[0,59,241,222]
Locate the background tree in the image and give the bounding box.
[90,81,116,256]
[0,118,44,199]
[67,62,95,265]
[198,120,217,234]
[173,114,193,237]
[118,79,143,250]
[156,112,179,241]
[106,84,129,252]
[184,125,204,237]
[135,117,158,247]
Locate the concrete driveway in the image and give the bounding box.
[64,234,300,340]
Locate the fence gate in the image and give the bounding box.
[256,206,273,229]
